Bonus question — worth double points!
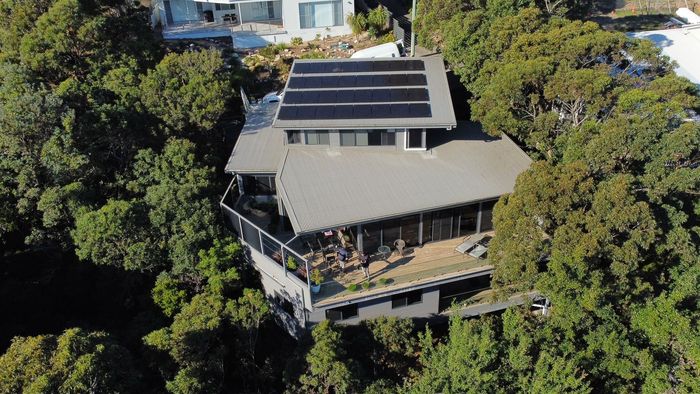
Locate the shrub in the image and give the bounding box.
[311,269,323,286]
[286,256,298,271]
[347,283,359,292]
[378,277,389,285]
[347,12,368,35]
[290,36,303,45]
[300,50,328,59]
[368,26,379,38]
[362,281,371,290]
[367,5,388,31]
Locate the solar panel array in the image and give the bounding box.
[279,59,433,121]
[277,104,431,120]
[292,59,425,74]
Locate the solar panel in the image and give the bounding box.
[291,60,426,74]
[277,104,432,120]
[287,74,427,90]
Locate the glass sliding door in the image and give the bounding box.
[431,208,453,242]
[480,200,497,232]
[400,215,420,246]
[457,203,478,237]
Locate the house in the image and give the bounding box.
[150,0,354,47]
[629,9,700,87]
[220,56,534,337]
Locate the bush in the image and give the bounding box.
[286,256,298,271]
[311,269,323,286]
[362,281,371,290]
[347,12,368,35]
[300,50,328,59]
[347,283,359,292]
[368,26,379,38]
[367,5,388,31]
[378,277,389,285]
[290,36,303,45]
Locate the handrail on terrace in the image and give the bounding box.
[220,178,312,293]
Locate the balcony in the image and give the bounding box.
[163,19,285,40]
[288,234,494,306]
[221,179,495,309]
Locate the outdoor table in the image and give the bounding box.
[377,245,391,260]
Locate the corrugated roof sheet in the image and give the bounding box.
[225,102,285,174]
[276,122,532,234]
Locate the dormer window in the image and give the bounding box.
[287,130,302,144]
[339,130,395,146]
[305,130,330,145]
[406,129,426,150]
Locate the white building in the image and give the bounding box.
[630,9,700,87]
[151,0,354,47]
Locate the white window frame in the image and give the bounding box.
[405,128,426,151]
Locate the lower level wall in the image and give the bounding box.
[307,286,441,324]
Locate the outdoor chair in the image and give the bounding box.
[455,233,486,254]
[393,239,406,257]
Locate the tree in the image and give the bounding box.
[140,49,232,136]
[406,316,500,393]
[0,328,139,393]
[299,320,354,394]
[145,293,228,394]
[72,199,163,271]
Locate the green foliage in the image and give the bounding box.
[311,268,323,286]
[299,321,353,393]
[286,255,299,271]
[140,49,232,135]
[347,283,359,291]
[72,199,162,271]
[346,12,367,35]
[367,5,388,31]
[0,328,139,393]
[290,36,303,45]
[362,281,371,289]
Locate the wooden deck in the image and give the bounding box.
[311,234,494,306]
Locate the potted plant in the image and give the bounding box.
[310,269,323,294]
[286,256,298,271]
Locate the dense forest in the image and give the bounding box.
[0,0,698,392]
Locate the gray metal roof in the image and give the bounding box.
[225,102,285,174]
[276,122,532,234]
[272,56,457,130]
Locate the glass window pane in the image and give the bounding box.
[480,200,496,232]
[459,204,478,236]
[382,219,400,247]
[407,129,423,148]
[368,130,382,146]
[340,131,355,146]
[400,214,419,246]
[356,130,369,146]
[361,222,381,253]
[318,130,329,145]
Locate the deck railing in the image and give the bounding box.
[220,179,312,307]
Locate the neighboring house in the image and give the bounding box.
[151,0,354,47]
[220,56,534,337]
[630,9,700,87]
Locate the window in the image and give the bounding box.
[480,200,497,232]
[406,128,425,149]
[340,130,395,146]
[305,130,330,145]
[215,3,235,10]
[242,175,276,195]
[299,0,342,28]
[287,130,302,144]
[326,303,358,321]
[392,289,423,308]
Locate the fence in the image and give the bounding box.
[220,179,312,292]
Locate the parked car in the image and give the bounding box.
[350,41,405,58]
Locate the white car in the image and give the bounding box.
[350,41,405,59]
